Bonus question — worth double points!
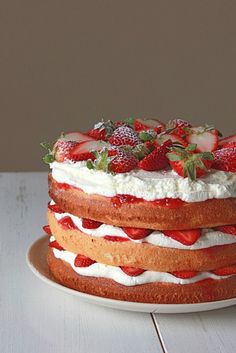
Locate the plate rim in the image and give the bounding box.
[26,235,236,314]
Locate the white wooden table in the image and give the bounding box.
[1,173,236,353]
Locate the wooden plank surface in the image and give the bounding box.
[0,173,162,353]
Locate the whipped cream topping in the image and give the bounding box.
[53,210,236,250]
[50,238,230,286]
[50,161,236,202]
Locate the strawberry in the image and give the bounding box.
[123,227,152,240]
[214,224,236,235]
[166,118,192,137]
[110,151,138,173]
[212,147,236,172]
[219,133,236,147]
[43,225,52,235]
[171,271,198,279]
[162,229,201,245]
[62,131,94,143]
[53,140,79,162]
[58,216,78,230]
[138,141,171,171]
[134,118,165,133]
[157,133,187,147]
[120,266,145,276]
[104,235,130,242]
[49,240,64,251]
[74,254,96,267]
[48,202,64,214]
[82,218,102,229]
[212,264,236,276]
[222,141,236,149]
[87,120,116,141]
[69,140,110,162]
[108,125,141,146]
[186,126,219,152]
[167,144,214,180]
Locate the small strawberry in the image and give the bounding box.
[74,254,96,267]
[43,225,52,235]
[104,235,130,242]
[162,229,201,245]
[120,266,145,276]
[110,151,138,173]
[82,218,102,229]
[58,216,78,230]
[171,271,198,279]
[53,140,79,162]
[48,202,64,214]
[108,125,141,146]
[69,140,110,162]
[134,118,165,133]
[138,141,170,171]
[87,120,116,141]
[212,147,236,172]
[186,126,219,152]
[212,264,236,276]
[214,224,236,235]
[167,144,214,180]
[165,118,192,137]
[219,133,236,147]
[49,240,64,251]
[123,227,152,240]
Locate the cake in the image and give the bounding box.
[41,117,236,303]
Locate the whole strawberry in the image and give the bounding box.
[110,151,138,173]
[108,125,141,146]
[53,140,79,162]
[167,144,214,180]
[138,141,171,171]
[212,147,236,172]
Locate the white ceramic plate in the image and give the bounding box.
[26,236,236,314]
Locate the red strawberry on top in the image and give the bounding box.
[212,264,236,276]
[87,120,116,141]
[74,254,96,267]
[108,125,141,146]
[120,266,145,276]
[212,147,236,172]
[214,224,236,235]
[186,126,219,152]
[167,144,214,180]
[53,140,79,162]
[171,271,198,279]
[138,140,171,171]
[123,227,152,240]
[69,140,110,162]
[219,133,236,147]
[166,118,192,137]
[82,218,102,229]
[157,133,187,147]
[134,118,165,133]
[163,229,201,246]
[110,151,138,173]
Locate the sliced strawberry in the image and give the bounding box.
[186,127,219,152]
[74,254,96,267]
[171,271,198,279]
[134,118,165,133]
[110,151,138,173]
[87,120,115,141]
[82,218,102,229]
[120,266,145,276]
[43,225,52,235]
[53,140,79,162]
[123,227,152,240]
[214,224,236,235]
[162,229,201,245]
[49,240,64,251]
[157,133,187,147]
[69,140,110,161]
[212,147,236,172]
[103,235,130,242]
[219,134,236,147]
[87,128,107,141]
[62,132,94,143]
[169,119,192,136]
[48,202,64,214]
[222,141,236,149]
[138,141,171,171]
[58,216,78,230]
[108,125,141,146]
[212,264,236,276]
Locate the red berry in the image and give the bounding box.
[222,141,236,149]
[214,224,236,236]
[87,128,107,141]
[103,235,130,242]
[110,151,138,173]
[163,229,201,246]
[134,118,165,133]
[53,140,79,162]
[212,147,236,172]
[171,271,198,279]
[186,128,219,152]
[219,133,236,147]
[82,218,102,229]
[138,141,170,171]
[48,202,64,214]
[43,225,52,235]
[212,264,236,276]
[49,240,64,251]
[123,227,152,240]
[74,254,96,267]
[109,125,140,146]
[58,216,78,230]
[69,140,110,162]
[120,266,145,276]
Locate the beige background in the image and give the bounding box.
[1,0,236,171]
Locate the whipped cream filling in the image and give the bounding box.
[50,161,236,202]
[54,211,236,250]
[50,237,230,286]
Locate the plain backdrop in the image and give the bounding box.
[1,0,236,171]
